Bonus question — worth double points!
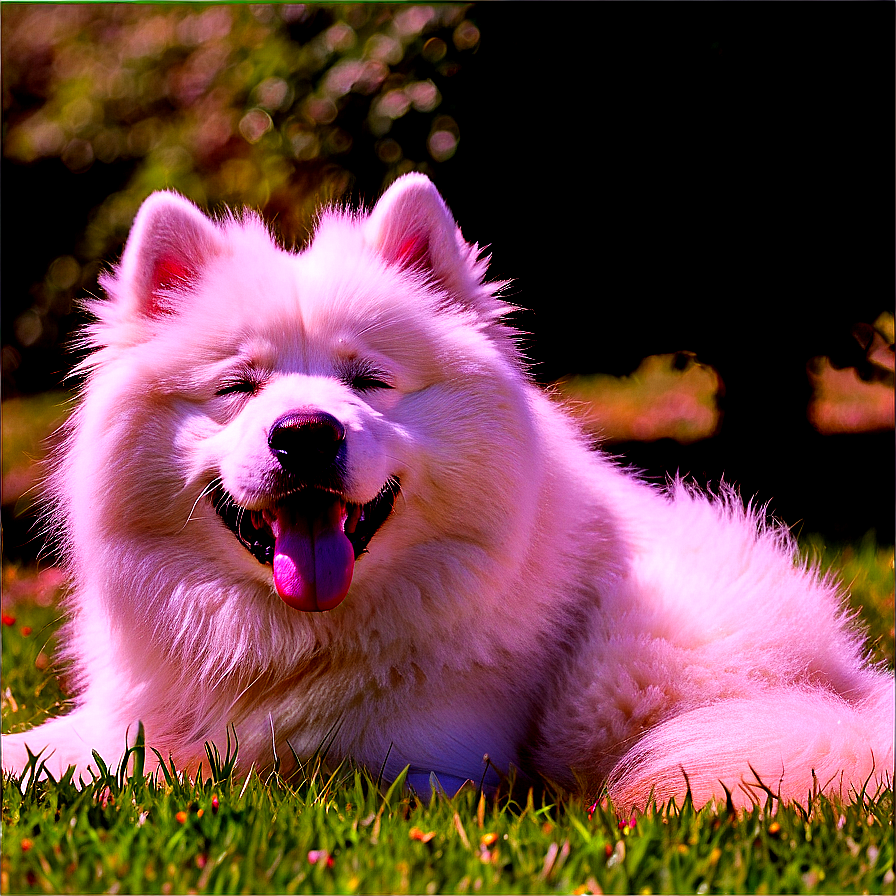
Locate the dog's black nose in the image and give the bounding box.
[268,411,346,475]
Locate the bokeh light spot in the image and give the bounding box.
[428,129,457,162]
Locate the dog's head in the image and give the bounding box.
[82,176,529,614]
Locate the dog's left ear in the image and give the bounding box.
[365,174,489,305]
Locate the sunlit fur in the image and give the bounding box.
[3,175,893,808]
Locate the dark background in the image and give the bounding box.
[2,3,893,544]
[439,5,895,541]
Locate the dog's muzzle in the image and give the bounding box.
[211,410,399,611]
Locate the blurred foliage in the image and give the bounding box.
[557,313,895,445]
[0,393,62,482]
[1,3,479,392]
[0,390,70,513]
[558,352,722,445]
[807,312,895,435]
[801,531,895,669]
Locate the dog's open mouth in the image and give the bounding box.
[211,478,399,612]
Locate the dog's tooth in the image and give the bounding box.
[345,503,362,534]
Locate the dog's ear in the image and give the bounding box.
[108,192,222,318]
[365,174,485,301]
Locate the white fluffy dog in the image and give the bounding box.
[3,175,893,807]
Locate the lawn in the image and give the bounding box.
[1,750,892,895]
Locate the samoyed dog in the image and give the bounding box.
[3,175,893,807]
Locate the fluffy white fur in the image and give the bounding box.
[3,175,893,808]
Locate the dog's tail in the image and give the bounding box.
[606,679,895,810]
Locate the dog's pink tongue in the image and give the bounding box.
[268,499,354,612]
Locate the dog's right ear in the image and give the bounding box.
[105,192,222,319]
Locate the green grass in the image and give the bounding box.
[2,535,894,894]
[2,741,893,895]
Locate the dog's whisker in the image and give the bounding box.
[181,478,224,531]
